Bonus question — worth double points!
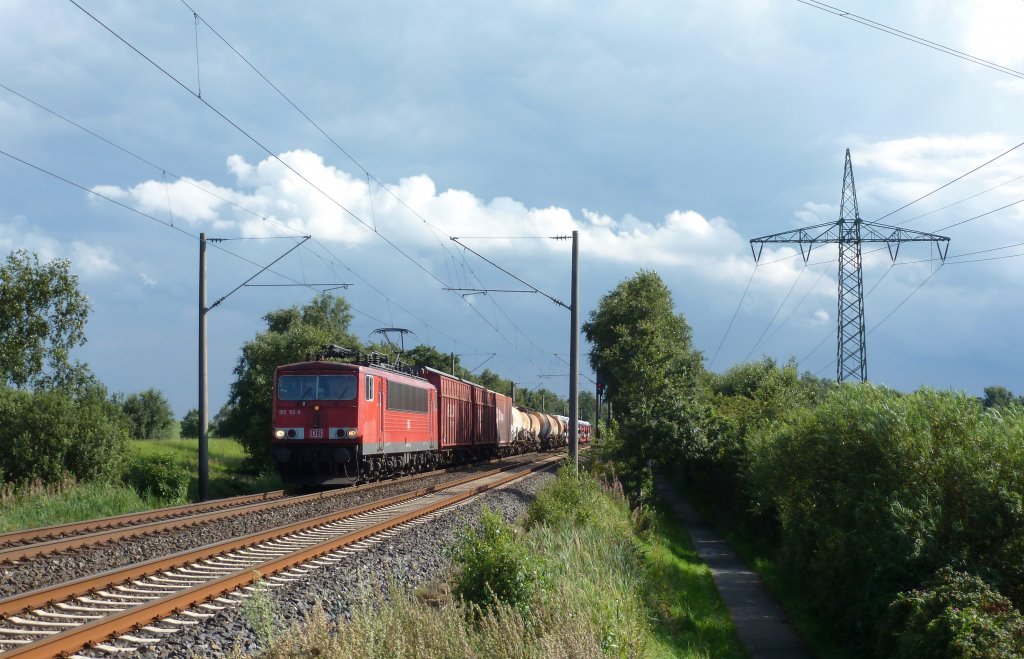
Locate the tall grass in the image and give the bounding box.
[0,437,281,533]
[0,478,151,532]
[252,466,744,658]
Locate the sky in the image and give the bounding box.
[2,0,1023,416]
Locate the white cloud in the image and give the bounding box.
[0,218,119,278]
[71,241,119,277]
[962,0,1024,68]
[140,272,157,287]
[101,150,770,288]
[811,309,830,325]
[824,133,1024,280]
[0,217,65,264]
[794,201,835,226]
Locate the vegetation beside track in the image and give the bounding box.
[249,466,744,658]
[685,368,1024,658]
[0,438,280,532]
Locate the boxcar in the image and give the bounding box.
[420,367,499,459]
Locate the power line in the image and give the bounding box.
[743,264,806,362]
[932,197,1024,232]
[180,1,468,301]
[895,173,1024,227]
[709,264,758,368]
[68,0,449,291]
[71,1,568,388]
[451,237,569,309]
[0,147,333,294]
[866,266,944,336]
[181,0,575,383]
[807,265,943,376]
[793,0,1024,81]
[879,142,1024,224]
[11,24,500,368]
[761,263,831,350]
[0,79,484,358]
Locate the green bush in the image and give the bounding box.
[879,567,1024,658]
[0,382,130,486]
[122,453,189,503]
[745,384,1024,649]
[526,466,602,530]
[451,507,539,616]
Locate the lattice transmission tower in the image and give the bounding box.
[749,149,950,382]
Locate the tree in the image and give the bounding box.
[578,390,597,423]
[982,385,1017,409]
[0,250,90,389]
[517,387,564,413]
[120,388,175,439]
[1,376,130,486]
[582,270,712,467]
[403,344,466,376]
[224,293,359,466]
[473,368,512,397]
[180,408,199,438]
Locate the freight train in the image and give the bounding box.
[270,345,590,485]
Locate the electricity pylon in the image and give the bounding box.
[749,149,950,383]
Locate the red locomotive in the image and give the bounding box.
[270,345,589,485]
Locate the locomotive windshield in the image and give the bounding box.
[277,374,357,401]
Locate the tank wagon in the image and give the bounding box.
[270,346,589,486]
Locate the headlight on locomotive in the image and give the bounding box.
[274,429,286,439]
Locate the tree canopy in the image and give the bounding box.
[222,293,360,465]
[982,385,1022,409]
[118,388,176,439]
[0,250,90,389]
[583,270,712,465]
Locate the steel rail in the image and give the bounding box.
[0,460,535,617]
[0,457,534,563]
[1,456,559,658]
[0,490,286,549]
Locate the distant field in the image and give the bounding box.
[0,437,281,533]
[130,437,282,501]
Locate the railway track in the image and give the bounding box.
[0,453,561,657]
[0,455,536,564]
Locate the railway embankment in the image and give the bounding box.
[241,465,746,658]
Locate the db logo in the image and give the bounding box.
[310,428,323,438]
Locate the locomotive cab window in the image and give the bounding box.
[278,375,356,401]
[365,375,374,401]
[318,375,356,400]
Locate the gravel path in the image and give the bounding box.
[102,469,556,658]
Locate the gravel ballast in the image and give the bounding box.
[108,469,556,658]
[0,459,535,600]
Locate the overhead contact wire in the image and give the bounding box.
[69,0,449,290]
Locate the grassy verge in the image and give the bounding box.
[0,437,280,533]
[0,479,152,532]
[643,497,747,658]
[131,437,282,500]
[251,466,744,658]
